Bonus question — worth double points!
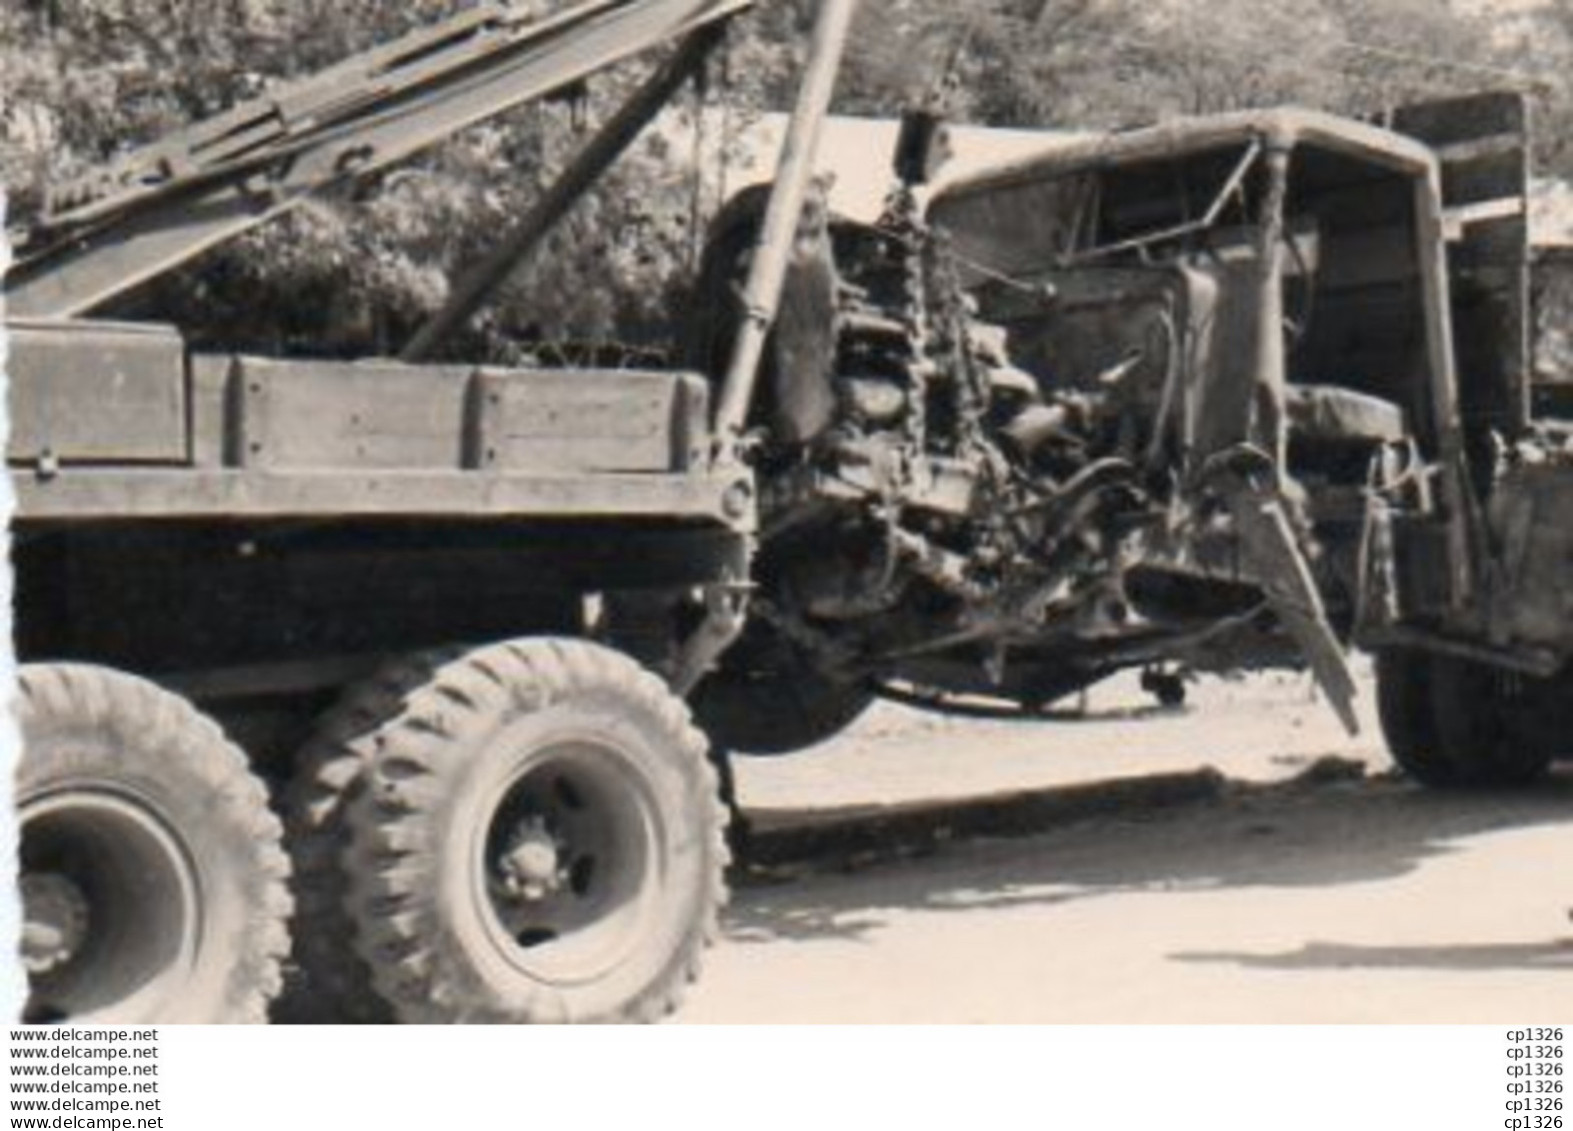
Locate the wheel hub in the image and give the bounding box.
[21,788,201,1021]
[20,872,91,976]
[498,817,565,902]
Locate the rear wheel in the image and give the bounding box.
[16,664,290,1023]
[279,652,454,1023]
[344,639,728,1023]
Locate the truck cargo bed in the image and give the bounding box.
[7,319,745,526]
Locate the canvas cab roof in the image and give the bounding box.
[931,106,1439,216]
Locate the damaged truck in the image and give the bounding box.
[689,90,1573,793]
[6,0,1571,1027]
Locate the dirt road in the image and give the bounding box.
[678,671,1573,1023]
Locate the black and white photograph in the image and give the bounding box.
[1,0,1570,1121]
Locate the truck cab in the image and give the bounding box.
[927,93,1573,784]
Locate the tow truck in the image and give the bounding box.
[6,0,857,1024]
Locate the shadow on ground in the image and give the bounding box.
[725,761,1573,948]
[1173,938,1573,973]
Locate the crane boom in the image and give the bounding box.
[4,0,752,319]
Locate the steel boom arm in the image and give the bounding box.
[4,0,751,319]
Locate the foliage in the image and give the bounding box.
[2,0,720,356]
[4,0,1573,358]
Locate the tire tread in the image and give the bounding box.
[17,664,290,1024]
[343,639,728,1024]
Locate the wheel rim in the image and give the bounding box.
[19,787,200,1023]
[473,737,663,987]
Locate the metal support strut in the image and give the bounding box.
[402,23,728,361]
[712,0,860,459]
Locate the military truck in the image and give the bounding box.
[5,0,860,1025]
[10,0,1572,1027]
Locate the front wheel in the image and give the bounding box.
[343,639,728,1023]
[16,664,291,1023]
[1374,649,1553,788]
[691,622,873,756]
[1374,649,1453,786]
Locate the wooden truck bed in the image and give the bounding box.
[7,319,748,527]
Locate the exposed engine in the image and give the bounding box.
[686,155,1346,736]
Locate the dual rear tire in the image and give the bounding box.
[16,640,728,1026]
[287,638,728,1024]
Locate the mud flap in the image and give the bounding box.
[1228,487,1361,735]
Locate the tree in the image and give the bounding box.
[2,0,723,357]
[6,0,1565,360]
